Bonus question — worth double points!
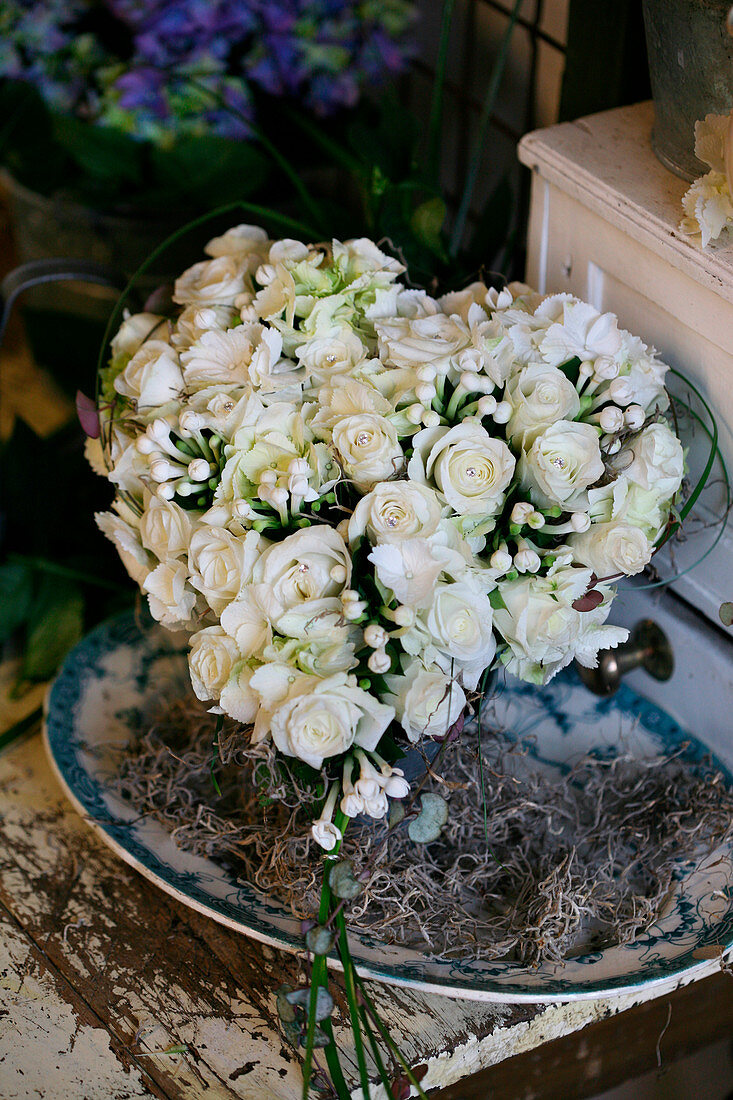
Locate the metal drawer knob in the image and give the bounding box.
[576,619,674,696]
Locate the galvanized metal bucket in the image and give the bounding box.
[642,0,733,180]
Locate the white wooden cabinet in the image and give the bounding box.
[519,101,733,628]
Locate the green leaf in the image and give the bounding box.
[329,860,364,900]
[52,114,145,188]
[287,987,334,1023]
[388,800,406,828]
[488,589,506,611]
[408,792,449,844]
[305,925,337,956]
[720,602,733,628]
[21,577,84,682]
[0,562,34,644]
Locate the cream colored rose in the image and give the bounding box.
[188,526,263,615]
[253,526,352,637]
[114,340,183,408]
[143,560,197,627]
[424,582,496,690]
[95,511,152,586]
[570,520,653,578]
[331,414,404,491]
[140,496,193,561]
[376,313,465,370]
[408,422,515,515]
[519,420,604,509]
[386,660,466,743]
[507,364,581,447]
[188,626,240,701]
[618,422,684,501]
[173,256,247,306]
[205,223,269,258]
[110,312,166,360]
[268,672,394,769]
[348,482,443,545]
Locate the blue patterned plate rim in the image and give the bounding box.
[43,611,733,1003]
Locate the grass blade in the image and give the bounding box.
[352,972,429,1100]
[427,0,457,181]
[449,0,522,257]
[335,910,372,1098]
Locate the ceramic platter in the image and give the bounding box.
[44,611,733,1003]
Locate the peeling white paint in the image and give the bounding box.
[0,917,153,1100]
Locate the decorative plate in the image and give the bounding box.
[44,611,733,1003]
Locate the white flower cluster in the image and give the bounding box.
[92,224,684,845]
[680,111,733,247]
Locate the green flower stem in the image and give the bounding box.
[444,383,468,421]
[302,811,348,1098]
[357,1002,393,1094]
[335,910,372,1097]
[351,972,429,1100]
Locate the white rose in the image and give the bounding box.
[618,422,684,501]
[188,626,240,701]
[588,479,666,541]
[376,313,465,371]
[331,414,404,491]
[173,256,247,306]
[189,526,263,615]
[143,560,197,627]
[506,363,581,447]
[140,496,193,561]
[114,340,183,409]
[424,582,496,690]
[254,526,352,637]
[95,510,152,585]
[570,520,653,578]
[348,482,443,545]
[110,312,166,360]
[519,420,604,509]
[408,422,515,515]
[269,672,394,769]
[386,661,466,742]
[296,328,368,385]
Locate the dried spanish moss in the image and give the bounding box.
[115,697,733,968]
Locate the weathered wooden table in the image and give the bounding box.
[0,711,732,1100]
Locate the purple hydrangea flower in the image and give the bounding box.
[0,0,416,144]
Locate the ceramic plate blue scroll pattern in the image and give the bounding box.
[44,611,733,1003]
